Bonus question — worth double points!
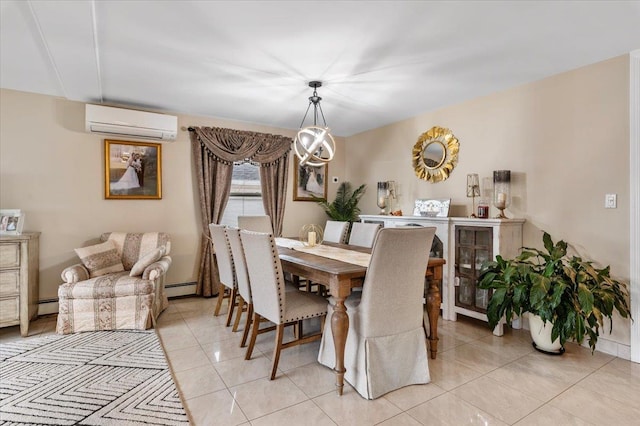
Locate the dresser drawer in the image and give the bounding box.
[0,243,20,268]
[0,270,20,295]
[0,296,19,324]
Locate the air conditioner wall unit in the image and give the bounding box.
[85,104,178,141]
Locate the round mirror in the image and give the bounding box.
[423,141,446,169]
[412,126,459,183]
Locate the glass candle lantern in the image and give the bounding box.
[493,170,511,218]
[299,224,323,247]
[377,181,389,215]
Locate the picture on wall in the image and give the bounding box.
[293,156,328,201]
[104,140,162,199]
[0,209,25,235]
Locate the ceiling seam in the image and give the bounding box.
[26,0,68,99]
[90,0,104,103]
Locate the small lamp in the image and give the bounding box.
[493,170,511,218]
[466,174,480,218]
[299,224,323,247]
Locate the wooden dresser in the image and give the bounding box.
[0,232,39,336]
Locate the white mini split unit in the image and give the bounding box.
[85,104,178,141]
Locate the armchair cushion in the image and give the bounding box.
[101,232,171,270]
[130,245,166,276]
[74,240,124,278]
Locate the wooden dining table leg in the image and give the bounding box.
[426,268,443,359]
[329,276,351,396]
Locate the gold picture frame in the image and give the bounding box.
[105,140,162,199]
[293,156,328,201]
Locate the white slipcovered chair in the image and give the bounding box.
[348,222,382,248]
[209,223,242,329]
[238,215,273,234]
[56,232,171,334]
[240,230,328,380]
[318,226,436,399]
[323,220,349,244]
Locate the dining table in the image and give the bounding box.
[275,238,445,396]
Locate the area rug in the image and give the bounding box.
[0,330,189,425]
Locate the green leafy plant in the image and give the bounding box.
[312,182,366,222]
[479,232,632,353]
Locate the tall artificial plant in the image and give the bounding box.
[313,182,366,222]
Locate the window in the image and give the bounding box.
[220,160,264,227]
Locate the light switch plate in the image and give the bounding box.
[605,194,617,208]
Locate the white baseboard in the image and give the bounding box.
[37,282,198,316]
[38,300,59,316]
[166,282,197,298]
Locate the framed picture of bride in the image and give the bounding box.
[293,156,328,201]
[104,140,162,200]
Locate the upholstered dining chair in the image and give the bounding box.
[318,226,436,399]
[240,230,328,380]
[348,222,382,248]
[323,220,349,244]
[226,227,298,350]
[209,223,242,329]
[238,215,273,234]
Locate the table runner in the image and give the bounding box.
[276,238,371,267]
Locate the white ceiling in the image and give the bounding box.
[1,1,639,137]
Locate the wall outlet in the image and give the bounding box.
[332,176,339,183]
[605,194,617,209]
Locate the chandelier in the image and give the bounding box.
[293,81,336,167]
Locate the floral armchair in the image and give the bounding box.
[56,232,172,334]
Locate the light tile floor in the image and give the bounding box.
[3,297,639,425]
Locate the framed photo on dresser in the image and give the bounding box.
[0,209,25,235]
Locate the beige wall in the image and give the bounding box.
[345,55,631,346]
[0,89,345,300]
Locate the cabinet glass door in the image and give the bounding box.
[454,226,493,313]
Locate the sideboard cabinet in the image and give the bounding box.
[359,215,524,335]
[0,232,39,336]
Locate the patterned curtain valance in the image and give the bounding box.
[189,126,292,165]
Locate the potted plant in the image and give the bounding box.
[312,182,366,222]
[479,232,632,354]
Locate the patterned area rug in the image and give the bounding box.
[0,330,189,425]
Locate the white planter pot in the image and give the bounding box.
[528,314,564,355]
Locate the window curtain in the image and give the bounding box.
[189,126,291,296]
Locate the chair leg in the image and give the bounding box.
[214,283,226,316]
[270,323,285,380]
[225,288,238,327]
[232,296,245,332]
[240,303,253,348]
[245,312,261,360]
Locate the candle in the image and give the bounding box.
[308,231,316,246]
[496,192,506,209]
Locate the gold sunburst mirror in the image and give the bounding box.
[412,126,460,183]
